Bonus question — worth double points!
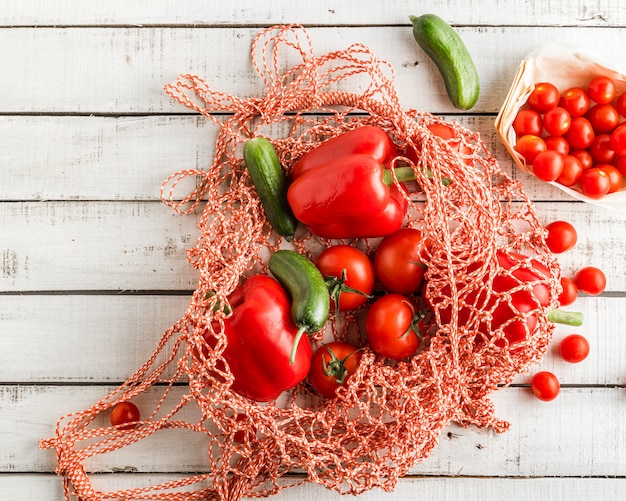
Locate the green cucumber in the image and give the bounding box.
[243,137,298,241]
[409,14,480,110]
[269,250,330,364]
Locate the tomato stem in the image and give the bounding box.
[547,308,583,326]
[324,269,372,308]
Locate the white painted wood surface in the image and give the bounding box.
[1,2,625,500]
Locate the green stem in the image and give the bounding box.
[290,325,307,365]
[547,308,584,326]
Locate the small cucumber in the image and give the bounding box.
[409,14,480,110]
[269,250,330,363]
[243,137,298,241]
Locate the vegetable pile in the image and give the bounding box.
[41,24,578,501]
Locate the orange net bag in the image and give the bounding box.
[41,25,561,500]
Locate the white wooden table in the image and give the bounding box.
[1,2,625,500]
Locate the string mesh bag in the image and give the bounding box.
[41,24,562,501]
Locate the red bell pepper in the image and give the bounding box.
[287,126,409,239]
[206,274,313,402]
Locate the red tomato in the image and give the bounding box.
[559,87,590,117]
[587,76,616,104]
[575,266,607,295]
[596,164,623,193]
[610,123,626,156]
[558,276,578,307]
[569,149,593,170]
[514,134,547,165]
[556,155,583,187]
[532,150,564,182]
[543,106,571,136]
[559,334,590,363]
[615,91,626,117]
[586,103,620,134]
[565,117,595,149]
[373,228,427,294]
[513,109,543,137]
[110,401,141,429]
[588,134,616,165]
[615,155,626,176]
[545,220,577,253]
[544,136,570,156]
[580,168,611,198]
[530,371,560,401]
[527,82,560,113]
[365,294,424,360]
[315,245,374,311]
[307,342,362,398]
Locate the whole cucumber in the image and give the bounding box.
[409,14,480,110]
[269,250,330,363]
[243,137,298,241]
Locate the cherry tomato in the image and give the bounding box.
[544,136,570,156]
[596,164,623,193]
[545,220,577,253]
[527,82,560,113]
[559,334,590,363]
[587,76,616,104]
[575,266,607,295]
[556,155,583,187]
[558,276,578,307]
[110,401,141,429]
[530,371,560,401]
[580,168,611,198]
[532,150,564,182]
[513,109,543,137]
[569,149,594,170]
[588,134,616,165]
[373,228,427,294]
[315,245,374,311]
[308,342,362,398]
[543,106,571,136]
[514,134,547,165]
[615,91,626,117]
[365,294,424,360]
[565,117,595,149]
[559,87,590,117]
[586,103,620,134]
[615,155,626,176]
[609,123,626,156]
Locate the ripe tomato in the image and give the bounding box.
[513,109,543,137]
[580,168,611,198]
[308,342,362,398]
[544,136,570,156]
[610,123,626,156]
[559,334,590,363]
[569,149,593,170]
[532,150,564,182]
[365,294,424,360]
[545,220,577,253]
[110,401,141,429]
[615,91,626,117]
[586,103,619,134]
[558,276,578,307]
[588,134,616,165]
[615,155,626,176]
[514,134,547,165]
[527,82,560,113]
[531,371,560,401]
[315,245,374,311]
[587,76,616,104]
[575,266,606,295]
[596,164,623,193]
[565,117,595,149]
[373,228,427,294]
[543,106,571,136]
[556,155,583,187]
[559,87,590,117]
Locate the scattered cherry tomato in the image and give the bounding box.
[544,136,570,156]
[586,103,619,134]
[558,276,578,306]
[527,82,560,113]
[556,155,583,187]
[530,371,560,401]
[373,228,427,294]
[543,106,571,136]
[365,294,425,360]
[559,334,590,363]
[596,164,623,193]
[587,76,616,104]
[615,91,626,117]
[575,266,607,295]
[315,245,374,311]
[559,87,590,117]
[532,150,564,182]
[588,134,616,165]
[565,116,595,150]
[580,168,611,198]
[610,123,626,156]
[110,401,141,429]
[515,134,547,165]
[545,220,577,253]
[513,109,543,137]
[308,342,362,398]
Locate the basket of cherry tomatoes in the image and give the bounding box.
[496,43,626,210]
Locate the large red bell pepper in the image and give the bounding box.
[206,274,313,402]
[287,126,409,239]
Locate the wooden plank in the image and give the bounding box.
[3,385,625,475]
[0,295,620,385]
[2,26,626,114]
[0,0,623,28]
